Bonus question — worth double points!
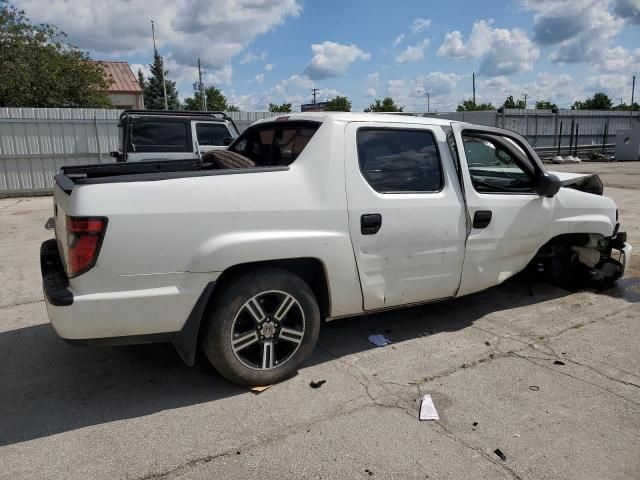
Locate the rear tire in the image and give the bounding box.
[201,267,320,386]
[202,150,255,169]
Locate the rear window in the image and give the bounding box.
[229,121,320,167]
[196,123,231,146]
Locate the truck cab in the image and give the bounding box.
[110,110,239,162]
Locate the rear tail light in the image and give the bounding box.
[66,216,108,277]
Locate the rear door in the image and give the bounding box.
[345,121,467,311]
[450,123,554,296]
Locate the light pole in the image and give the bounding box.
[151,20,168,110]
[425,91,431,113]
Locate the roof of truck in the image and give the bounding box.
[254,111,458,126]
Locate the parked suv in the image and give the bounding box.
[110,110,239,162]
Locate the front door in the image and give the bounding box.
[345,121,467,311]
[451,123,555,296]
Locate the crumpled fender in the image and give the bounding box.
[548,170,603,196]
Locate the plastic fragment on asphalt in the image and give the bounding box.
[368,334,391,347]
[553,360,566,365]
[419,394,439,421]
[250,385,272,394]
[494,448,507,461]
[309,380,326,389]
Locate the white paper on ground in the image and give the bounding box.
[367,334,391,347]
[419,394,439,421]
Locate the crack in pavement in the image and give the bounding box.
[0,298,43,310]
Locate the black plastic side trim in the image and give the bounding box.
[74,166,289,186]
[40,239,73,306]
[64,332,177,347]
[172,281,217,366]
[54,174,75,195]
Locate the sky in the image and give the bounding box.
[11,0,640,111]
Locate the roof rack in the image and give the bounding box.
[119,109,239,134]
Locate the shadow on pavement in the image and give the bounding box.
[0,279,585,447]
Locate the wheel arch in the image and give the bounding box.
[172,257,330,366]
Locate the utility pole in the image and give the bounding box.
[425,91,431,113]
[311,88,320,105]
[632,75,636,107]
[151,20,168,110]
[522,92,528,109]
[472,73,476,106]
[197,58,206,111]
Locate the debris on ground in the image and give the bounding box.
[529,385,540,391]
[484,341,491,346]
[419,394,439,421]
[473,422,478,427]
[368,334,392,347]
[494,448,507,461]
[309,380,326,389]
[364,469,374,476]
[250,385,272,394]
[553,360,566,365]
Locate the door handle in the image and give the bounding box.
[361,213,382,235]
[472,210,492,229]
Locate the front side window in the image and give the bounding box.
[196,123,231,146]
[462,134,535,193]
[356,128,443,193]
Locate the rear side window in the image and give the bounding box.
[229,121,320,167]
[196,123,231,146]
[130,121,190,152]
[356,128,443,193]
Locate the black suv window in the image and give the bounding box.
[229,121,320,167]
[130,120,190,152]
[356,128,443,193]
[196,123,231,146]
[462,134,535,193]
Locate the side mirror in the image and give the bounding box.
[222,137,233,146]
[535,173,562,198]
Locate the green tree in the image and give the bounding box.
[503,95,526,109]
[144,50,180,110]
[324,95,351,112]
[0,2,111,107]
[137,68,146,91]
[572,92,613,110]
[456,100,495,111]
[363,97,403,112]
[183,86,238,111]
[612,102,640,111]
[535,100,558,110]
[268,102,292,113]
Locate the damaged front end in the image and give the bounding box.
[531,228,632,290]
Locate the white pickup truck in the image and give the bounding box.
[41,113,631,386]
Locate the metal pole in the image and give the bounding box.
[557,121,563,156]
[151,21,168,110]
[198,58,204,111]
[426,92,430,113]
[94,116,102,162]
[574,123,579,156]
[472,73,476,106]
[602,123,607,154]
[568,120,574,156]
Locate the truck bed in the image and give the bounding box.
[55,159,285,194]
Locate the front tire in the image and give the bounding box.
[201,267,320,386]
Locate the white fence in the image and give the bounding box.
[0,107,638,197]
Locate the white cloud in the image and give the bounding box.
[437,20,539,76]
[254,73,264,84]
[130,63,151,81]
[13,0,301,89]
[240,51,267,64]
[393,33,405,47]
[384,72,462,111]
[304,41,371,79]
[410,18,432,33]
[612,0,640,24]
[265,63,275,72]
[524,0,634,71]
[363,73,380,97]
[395,39,429,63]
